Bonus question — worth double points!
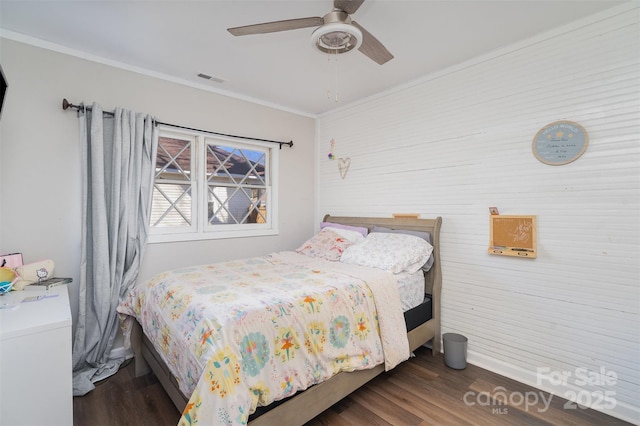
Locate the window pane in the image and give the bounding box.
[207,144,266,186]
[156,137,192,181]
[152,136,193,229]
[151,183,192,227]
[208,186,267,224]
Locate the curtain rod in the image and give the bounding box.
[61,99,294,149]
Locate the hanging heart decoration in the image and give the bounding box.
[338,157,351,179]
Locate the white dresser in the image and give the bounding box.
[0,285,73,425]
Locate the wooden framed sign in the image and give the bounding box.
[532,120,588,165]
[488,215,537,258]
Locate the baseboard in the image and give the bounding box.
[109,344,134,361]
[466,350,640,425]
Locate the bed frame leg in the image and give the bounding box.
[131,321,151,377]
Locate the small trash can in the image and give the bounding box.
[443,333,467,369]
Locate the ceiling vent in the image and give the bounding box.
[197,73,225,84]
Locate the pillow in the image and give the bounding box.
[296,228,354,261]
[340,232,433,274]
[372,226,435,272]
[13,259,55,290]
[319,225,366,243]
[320,222,368,238]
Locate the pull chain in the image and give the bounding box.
[326,53,339,103]
[334,53,339,103]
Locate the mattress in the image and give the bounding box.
[397,270,425,311]
[404,296,432,332]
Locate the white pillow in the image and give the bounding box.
[340,232,433,274]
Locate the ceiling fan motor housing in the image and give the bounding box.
[311,11,362,54]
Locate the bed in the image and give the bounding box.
[119,214,442,425]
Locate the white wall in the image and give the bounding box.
[317,4,639,423]
[0,38,316,329]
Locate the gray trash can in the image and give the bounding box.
[443,333,467,369]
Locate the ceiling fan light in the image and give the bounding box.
[311,23,362,55]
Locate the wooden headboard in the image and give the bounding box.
[323,214,443,354]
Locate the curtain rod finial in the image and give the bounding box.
[62,98,71,110]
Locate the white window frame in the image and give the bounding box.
[149,129,197,237]
[149,126,279,243]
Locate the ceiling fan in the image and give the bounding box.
[227,0,393,65]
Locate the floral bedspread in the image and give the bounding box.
[118,251,409,425]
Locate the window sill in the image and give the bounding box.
[148,228,279,244]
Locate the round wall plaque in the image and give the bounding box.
[532,120,588,165]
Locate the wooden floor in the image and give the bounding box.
[73,347,630,426]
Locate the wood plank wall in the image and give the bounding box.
[317,4,639,423]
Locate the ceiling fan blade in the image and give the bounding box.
[334,0,365,15]
[351,21,394,65]
[228,17,324,36]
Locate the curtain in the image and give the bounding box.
[72,103,158,396]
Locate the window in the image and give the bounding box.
[149,128,278,242]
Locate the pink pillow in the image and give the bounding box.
[296,228,354,261]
